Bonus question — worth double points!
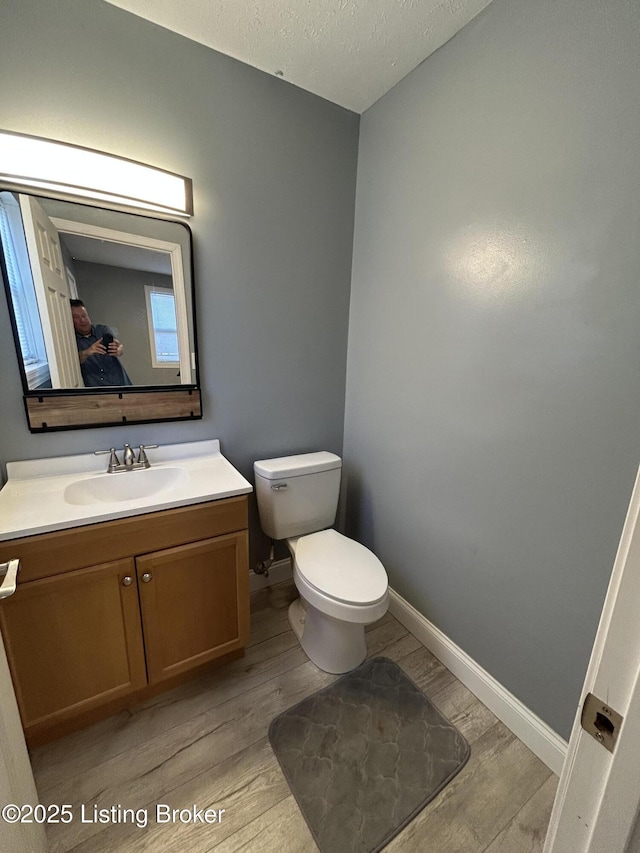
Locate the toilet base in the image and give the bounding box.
[288,597,306,642]
[288,597,367,674]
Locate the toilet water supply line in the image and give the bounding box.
[255,540,275,577]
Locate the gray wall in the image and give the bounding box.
[626,810,640,853]
[0,0,359,562]
[344,0,640,738]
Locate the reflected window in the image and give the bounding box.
[145,285,179,368]
[0,193,50,388]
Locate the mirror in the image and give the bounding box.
[0,190,201,431]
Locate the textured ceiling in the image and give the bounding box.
[103,0,494,113]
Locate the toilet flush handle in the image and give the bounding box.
[271,483,288,491]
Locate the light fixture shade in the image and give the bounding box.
[0,130,193,216]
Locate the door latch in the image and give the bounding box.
[581,692,623,753]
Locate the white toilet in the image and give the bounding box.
[254,451,388,674]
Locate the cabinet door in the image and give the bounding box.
[137,532,249,684]
[0,559,146,736]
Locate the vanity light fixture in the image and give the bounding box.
[0,130,193,217]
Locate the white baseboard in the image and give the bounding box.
[388,588,568,775]
[249,558,293,592]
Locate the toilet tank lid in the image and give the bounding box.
[254,451,341,479]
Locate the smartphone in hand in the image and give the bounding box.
[101,333,114,352]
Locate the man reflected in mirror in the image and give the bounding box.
[70,299,133,386]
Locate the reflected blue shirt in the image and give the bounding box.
[76,324,133,387]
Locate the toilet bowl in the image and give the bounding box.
[287,529,388,673]
[254,451,389,674]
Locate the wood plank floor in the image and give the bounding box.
[30,580,557,852]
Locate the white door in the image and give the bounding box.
[19,195,83,388]
[0,629,46,852]
[544,464,640,852]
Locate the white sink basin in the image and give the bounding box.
[0,439,253,540]
[64,467,190,506]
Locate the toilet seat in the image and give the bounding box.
[291,529,388,606]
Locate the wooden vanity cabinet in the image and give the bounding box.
[137,532,249,684]
[0,496,249,746]
[0,559,147,737]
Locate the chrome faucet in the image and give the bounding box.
[95,444,159,473]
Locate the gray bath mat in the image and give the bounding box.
[269,656,470,853]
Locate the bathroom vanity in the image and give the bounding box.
[0,440,252,746]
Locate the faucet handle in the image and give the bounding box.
[137,444,158,467]
[95,448,120,473]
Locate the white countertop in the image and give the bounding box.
[0,440,253,542]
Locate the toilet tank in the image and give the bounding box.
[254,452,342,540]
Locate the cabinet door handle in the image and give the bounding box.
[0,559,20,599]
[122,576,133,587]
[141,572,153,583]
